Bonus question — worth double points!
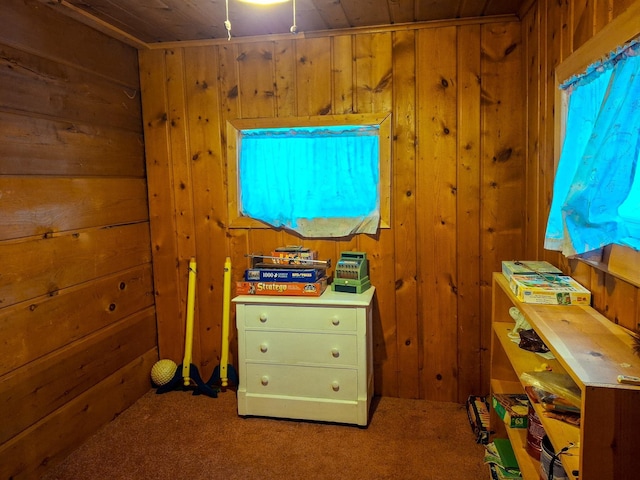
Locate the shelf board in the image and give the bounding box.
[493,322,563,375]
[505,427,539,479]
[493,273,640,388]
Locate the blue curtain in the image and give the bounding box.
[238,126,380,236]
[544,41,640,255]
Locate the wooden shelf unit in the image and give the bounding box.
[490,272,640,480]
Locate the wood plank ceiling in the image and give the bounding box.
[54,0,528,43]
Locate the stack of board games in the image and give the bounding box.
[501,260,591,305]
[236,246,330,297]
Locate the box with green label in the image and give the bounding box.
[492,394,529,429]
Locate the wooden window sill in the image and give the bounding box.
[578,244,640,288]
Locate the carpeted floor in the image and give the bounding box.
[43,389,488,480]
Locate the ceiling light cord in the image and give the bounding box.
[290,0,297,34]
[224,0,231,40]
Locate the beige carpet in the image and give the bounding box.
[43,389,488,480]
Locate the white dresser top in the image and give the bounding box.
[233,286,375,307]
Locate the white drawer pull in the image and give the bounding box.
[331,381,340,391]
[259,313,268,323]
[261,376,269,386]
[260,343,268,353]
[331,348,340,358]
[331,317,340,326]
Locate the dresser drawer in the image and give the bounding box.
[242,304,357,331]
[245,363,358,401]
[244,330,357,366]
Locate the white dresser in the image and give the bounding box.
[233,287,375,426]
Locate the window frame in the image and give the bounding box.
[554,5,640,169]
[226,113,392,230]
[552,2,640,285]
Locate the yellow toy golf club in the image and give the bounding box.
[154,257,218,397]
[211,257,239,388]
[182,257,197,386]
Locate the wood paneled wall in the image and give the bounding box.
[523,0,640,333]
[0,1,155,478]
[139,17,525,404]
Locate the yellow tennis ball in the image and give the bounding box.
[151,359,178,386]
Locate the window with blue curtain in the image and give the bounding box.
[545,39,640,256]
[238,125,381,238]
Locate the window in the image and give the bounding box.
[226,114,391,237]
[545,35,640,256]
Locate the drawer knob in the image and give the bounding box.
[331,348,340,358]
[331,317,340,326]
[259,313,268,323]
[261,376,269,386]
[331,381,340,391]
[260,343,268,353]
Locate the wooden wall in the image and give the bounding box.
[0,1,155,478]
[523,0,640,333]
[139,16,525,404]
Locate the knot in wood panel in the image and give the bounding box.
[493,148,512,163]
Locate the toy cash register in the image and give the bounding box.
[332,251,371,293]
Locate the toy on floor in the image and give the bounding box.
[153,257,218,397]
[150,359,178,386]
[210,256,239,389]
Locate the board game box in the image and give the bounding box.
[492,394,529,429]
[236,277,328,297]
[501,260,562,281]
[244,268,325,282]
[509,274,591,305]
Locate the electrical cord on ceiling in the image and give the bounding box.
[290,0,297,34]
[224,0,231,40]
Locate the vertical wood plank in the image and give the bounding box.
[613,0,637,16]
[416,26,459,402]
[354,31,397,397]
[237,41,277,118]
[164,48,201,363]
[594,0,615,34]
[542,0,563,269]
[139,48,182,362]
[561,0,574,60]
[391,29,419,399]
[456,24,483,401]
[274,39,297,117]
[604,275,638,331]
[355,33,394,115]
[480,22,525,394]
[295,37,332,116]
[524,3,541,259]
[218,42,241,124]
[332,35,354,115]
[183,46,227,379]
[573,0,595,49]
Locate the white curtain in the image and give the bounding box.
[239,126,380,237]
[545,40,640,256]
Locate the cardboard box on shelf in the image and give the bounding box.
[492,394,529,429]
[509,274,591,305]
[501,261,562,281]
